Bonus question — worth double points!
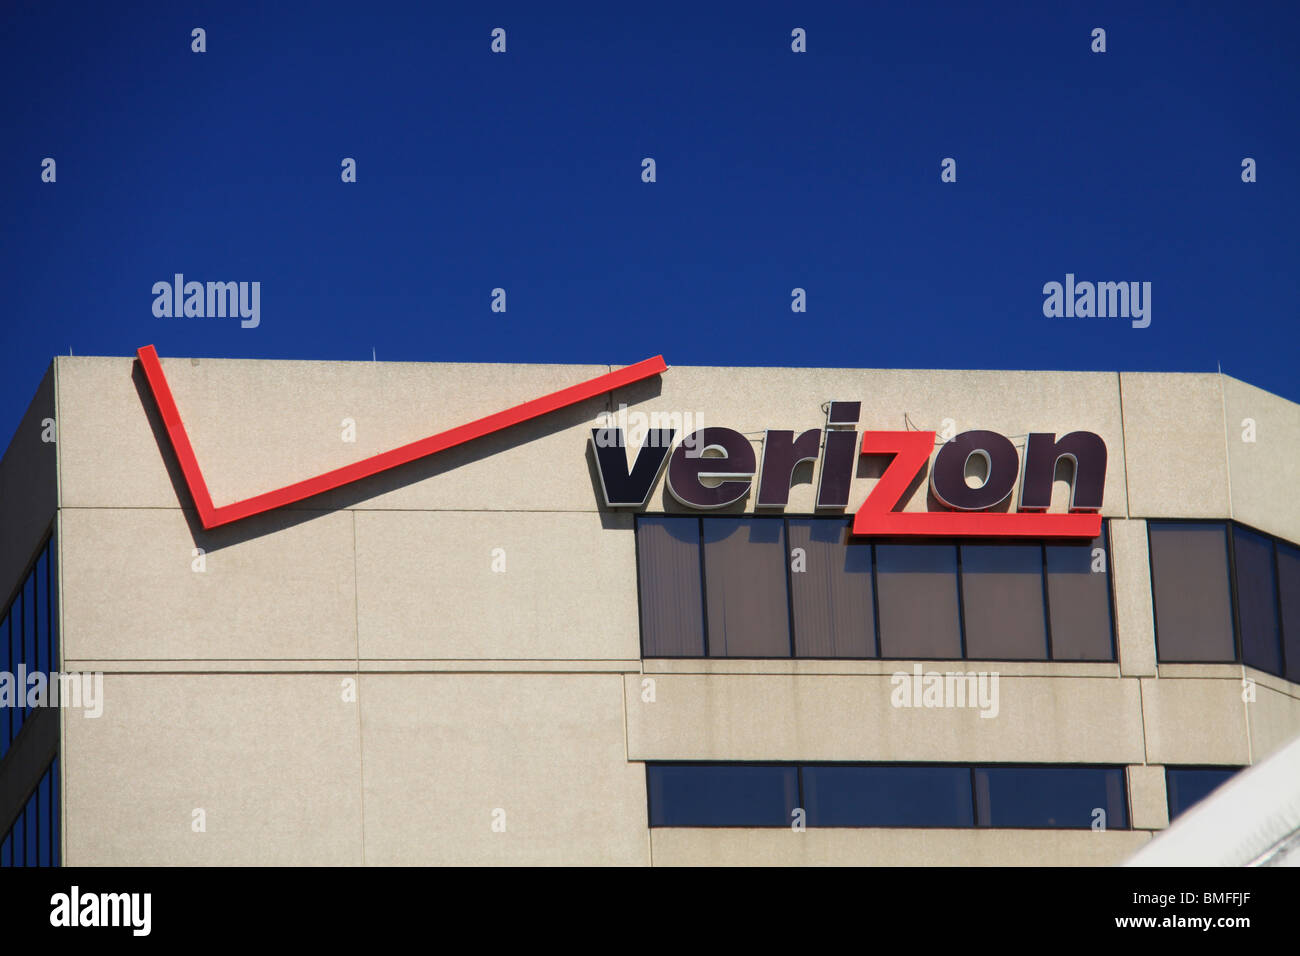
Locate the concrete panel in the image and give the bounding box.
[55,356,183,510]
[624,673,1145,763]
[1141,677,1249,766]
[62,674,363,865]
[1121,373,1229,518]
[360,674,646,865]
[59,507,357,661]
[649,827,1151,866]
[635,366,1128,517]
[0,364,56,599]
[355,510,639,661]
[1222,375,1300,544]
[1246,683,1300,764]
[1109,520,1157,677]
[1127,765,1169,831]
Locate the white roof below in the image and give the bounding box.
[1126,733,1300,867]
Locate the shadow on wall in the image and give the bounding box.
[131,360,663,553]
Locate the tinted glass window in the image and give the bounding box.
[9,807,22,866]
[0,760,59,867]
[802,765,973,827]
[647,764,799,827]
[974,766,1128,829]
[23,572,36,717]
[1045,526,1115,660]
[636,517,705,656]
[702,518,790,657]
[1234,526,1281,674]
[10,602,23,742]
[1166,767,1238,820]
[1278,542,1300,685]
[787,520,875,658]
[24,785,36,860]
[1149,523,1235,662]
[876,544,962,658]
[960,544,1047,660]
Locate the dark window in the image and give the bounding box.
[648,762,1130,830]
[34,549,47,677]
[1148,521,1298,678]
[1166,767,1239,820]
[1234,526,1282,675]
[647,764,799,827]
[0,760,59,867]
[38,768,51,866]
[802,765,972,827]
[9,804,21,866]
[1149,522,1235,662]
[634,516,1118,663]
[23,571,36,718]
[24,782,37,864]
[1045,526,1115,660]
[0,534,63,868]
[636,517,705,656]
[960,544,1047,660]
[1278,542,1300,684]
[876,544,963,658]
[787,520,875,658]
[702,518,790,657]
[974,766,1128,829]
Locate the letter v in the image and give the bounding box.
[590,428,675,507]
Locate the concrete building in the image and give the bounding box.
[1,351,1298,866]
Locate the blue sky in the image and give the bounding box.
[2,1,1297,450]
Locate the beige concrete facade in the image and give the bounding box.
[1,354,1298,865]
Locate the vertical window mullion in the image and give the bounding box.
[869,542,882,659]
[1040,542,1054,660]
[1103,521,1119,662]
[955,544,968,660]
[1272,539,1287,681]
[783,518,796,658]
[696,518,709,657]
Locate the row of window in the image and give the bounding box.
[635,517,1300,682]
[647,763,1129,829]
[0,758,59,867]
[646,763,1241,829]
[636,516,1116,661]
[1149,522,1300,682]
[0,533,57,761]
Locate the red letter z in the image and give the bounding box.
[851,431,1101,538]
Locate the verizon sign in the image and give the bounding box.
[590,401,1105,538]
[135,345,1103,539]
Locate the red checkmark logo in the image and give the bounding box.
[136,345,668,529]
